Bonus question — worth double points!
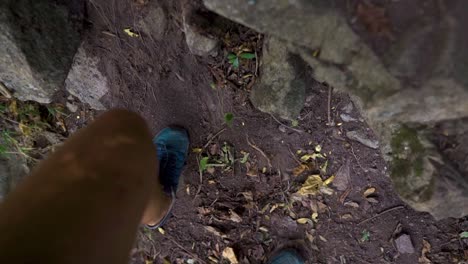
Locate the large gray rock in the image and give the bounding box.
[65,44,109,110]
[250,37,305,120]
[204,0,468,219]
[0,0,83,103]
[0,156,29,201]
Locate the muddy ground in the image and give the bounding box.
[79,0,468,263]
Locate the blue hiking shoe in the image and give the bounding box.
[268,249,305,264]
[146,127,189,230]
[154,127,190,195]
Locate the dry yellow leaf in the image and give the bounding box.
[192,148,203,153]
[145,260,153,264]
[296,175,323,196]
[157,227,165,235]
[297,218,310,224]
[222,247,239,264]
[315,145,322,152]
[323,175,335,185]
[311,212,319,222]
[300,153,324,162]
[8,100,17,116]
[123,28,139,37]
[363,187,376,197]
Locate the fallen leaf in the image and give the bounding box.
[311,212,319,222]
[205,226,226,238]
[197,207,212,215]
[157,227,165,235]
[333,160,351,191]
[207,167,216,175]
[145,260,153,264]
[366,197,379,204]
[297,218,311,224]
[320,160,328,174]
[341,213,353,220]
[229,209,242,223]
[123,28,139,37]
[162,258,170,264]
[292,164,309,176]
[418,239,432,264]
[344,201,360,208]
[259,226,269,232]
[296,175,323,196]
[192,148,202,153]
[319,235,328,242]
[208,256,219,263]
[269,204,279,213]
[363,187,376,197]
[222,247,239,264]
[240,151,250,164]
[300,153,324,162]
[323,175,334,185]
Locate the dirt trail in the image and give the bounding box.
[85,0,467,263]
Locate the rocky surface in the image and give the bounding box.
[0,156,29,201]
[250,37,306,120]
[0,0,83,103]
[204,0,468,219]
[65,43,109,110]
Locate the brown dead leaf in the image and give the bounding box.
[356,2,394,40]
[197,207,212,215]
[228,209,242,223]
[241,191,253,202]
[222,247,239,264]
[418,239,432,264]
[205,226,226,238]
[333,159,351,191]
[292,164,309,176]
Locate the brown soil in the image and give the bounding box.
[83,0,468,263]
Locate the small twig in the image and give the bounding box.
[269,114,303,133]
[350,145,368,173]
[358,205,405,225]
[195,155,203,199]
[246,136,272,168]
[327,85,334,126]
[287,145,301,166]
[166,236,206,264]
[202,128,226,150]
[254,49,259,77]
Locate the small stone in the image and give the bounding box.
[66,102,78,113]
[278,125,287,133]
[183,23,218,56]
[340,113,357,122]
[395,234,415,254]
[346,130,379,149]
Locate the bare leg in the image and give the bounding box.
[0,109,170,264]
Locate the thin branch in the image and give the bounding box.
[246,136,272,168]
[358,205,405,225]
[269,114,303,133]
[202,128,226,150]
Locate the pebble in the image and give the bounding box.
[346,130,379,149]
[340,113,357,122]
[66,102,78,113]
[395,234,415,254]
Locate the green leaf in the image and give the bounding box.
[199,157,209,172]
[460,231,468,239]
[291,120,299,127]
[224,112,234,126]
[232,57,239,68]
[239,53,256,59]
[360,230,370,242]
[227,53,237,60]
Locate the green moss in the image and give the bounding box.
[390,126,428,200]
